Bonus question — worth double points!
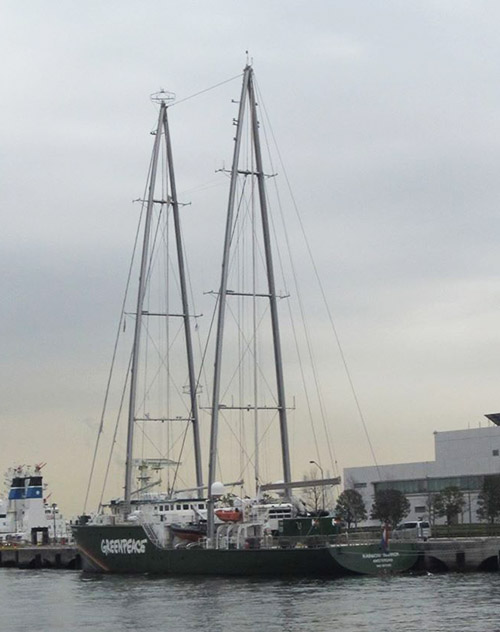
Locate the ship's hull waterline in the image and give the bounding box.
[73,524,418,577]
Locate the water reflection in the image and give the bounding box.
[1,570,500,631]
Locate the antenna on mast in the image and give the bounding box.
[151,89,176,105]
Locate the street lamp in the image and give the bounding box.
[309,460,325,513]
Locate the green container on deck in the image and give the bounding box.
[278,517,341,537]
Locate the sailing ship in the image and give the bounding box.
[73,65,418,576]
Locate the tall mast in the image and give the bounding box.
[207,68,250,540]
[248,70,292,490]
[162,106,203,493]
[124,103,164,506]
[124,93,203,506]
[207,65,292,540]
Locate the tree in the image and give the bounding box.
[433,486,465,525]
[370,488,410,527]
[302,468,334,515]
[426,493,440,527]
[477,475,500,524]
[302,468,323,513]
[335,489,367,529]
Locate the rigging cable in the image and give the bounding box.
[88,76,242,510]
[83,147,155,514]
[255,82,331,474]
[256,81,381,479]
[266,145,338,476]
[98,349,133,511]
[169,73,243,108]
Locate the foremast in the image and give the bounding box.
[124,94,203,508]
[207,65,292,541]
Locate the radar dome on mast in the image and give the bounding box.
[211,482,225,497]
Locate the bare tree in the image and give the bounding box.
[302,467,331,514]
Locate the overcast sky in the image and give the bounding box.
[3,1,500,515]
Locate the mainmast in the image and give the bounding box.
[162,106,203,493]
[124,92,203,507]
[248,71,292,489]
[207,66,292,540]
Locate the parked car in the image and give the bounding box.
[393,520,431,541]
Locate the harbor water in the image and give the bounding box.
[0,569,499,631]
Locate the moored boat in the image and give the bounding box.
[75,519,417,575]
[73,65,418,577]
[0,464,69,544]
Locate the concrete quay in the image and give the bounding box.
[415,537,500,572]
[0,545,81,570]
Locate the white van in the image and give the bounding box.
[393,520,431,541]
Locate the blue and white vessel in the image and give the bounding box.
[0,465,67,543]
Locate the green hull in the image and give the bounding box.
[73,524,418,577]
[329,542,419,574]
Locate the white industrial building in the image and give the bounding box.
[343,419,500,525]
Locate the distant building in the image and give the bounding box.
[343,421,500,525]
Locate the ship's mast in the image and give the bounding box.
[207,66,292,540]
[162,106,203,493]
[248,71,292,489]
[124,94,203,507]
